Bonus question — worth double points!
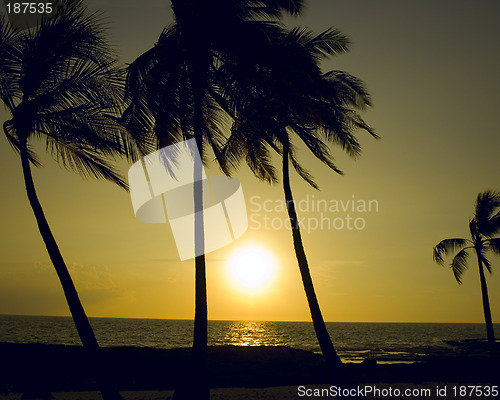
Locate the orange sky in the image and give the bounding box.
[0,0,499,323]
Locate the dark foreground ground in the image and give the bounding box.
[0,342,498,393]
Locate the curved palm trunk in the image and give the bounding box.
[19,142,123,400]
[476,253,496,353]
[282,142,343,377]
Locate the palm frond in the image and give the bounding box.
[433,238,469,265]
[123,25,193,155]
[45,134,127,189]
[37,105,124,152]
[474,190,500,237]
[488,211,500,237]
[245,139,278,183]
[314,108,363,158]
[288,27,350,61]
[202,95,230,167]
[19,5,117,101]
[222,117,278,184]
[264,0,304,16]
[292,125,343,174]
[451,247,469,284]
[240,0,304,19]
[287,143,319,189]
[487,237,500,256]
[352,113,379,139]
[0,15,23,111]
[111,114,156,163]
[323,70,372,109]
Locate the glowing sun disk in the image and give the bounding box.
[228,246,275,290]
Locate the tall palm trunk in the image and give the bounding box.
[192,79,209,397]
[282,142,343,376]
[476,253,496,352]
[172,76,209,400]
[19,141,123,400]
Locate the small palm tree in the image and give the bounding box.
[433,190,500,351]
[1,3,130,399]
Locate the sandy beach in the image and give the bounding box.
[1,342,498,400]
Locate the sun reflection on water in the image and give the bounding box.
[223,321,287,347]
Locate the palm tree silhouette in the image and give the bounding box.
[222,27,376,379]
[1,3,129,399]
[123,1,303,398]
[433,190,499,352]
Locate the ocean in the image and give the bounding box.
[0,315,497,363]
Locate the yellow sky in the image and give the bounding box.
[0,0,499,323]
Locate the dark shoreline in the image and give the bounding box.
[0,342,498,393]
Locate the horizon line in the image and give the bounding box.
[0,313,495,325]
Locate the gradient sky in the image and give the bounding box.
[0,0,499,323]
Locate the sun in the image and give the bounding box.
[227,246,276,291]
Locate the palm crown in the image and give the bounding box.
[2,1,129,187]
[221,26,377,187]
[433,191,500,284]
